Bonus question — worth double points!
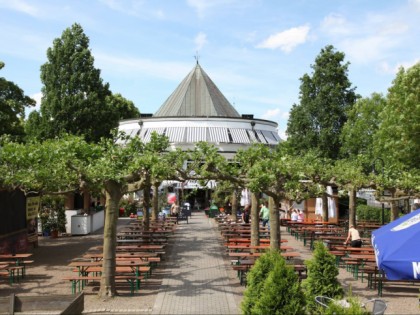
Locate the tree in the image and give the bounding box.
[374,62,420,170]
[38,23,117,143]
[340,93,386,160]
[303,241,343,312]
[241,250,305,314]
[0,61,35,141]
[0,132,181,298]
[286,45,358,160]
[106,93,140,120]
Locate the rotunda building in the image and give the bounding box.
[118,63,281,158]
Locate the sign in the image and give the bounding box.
[26,196,40,220]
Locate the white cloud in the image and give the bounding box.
[187,0,244,18]
[261,108,289,121]
[339,35,398,64]
[194,32,208,52]
[256,25,310,53]
[409,0,420,11]
[0,0,39,17]
[379,59,420,74]
[99,0,154,18]
[320,13,352,36]
[94,53,192,81]
[26,92,42,116]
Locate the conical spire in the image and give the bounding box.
[154,64,240,117]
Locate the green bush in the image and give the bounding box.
[241,250,305,314]
[303,242,343,312]
[356,204,390,223]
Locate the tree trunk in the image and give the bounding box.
[322,192,329,222]
[151,182,160,221]
[143,185,151,229]
[390,191,398,221]
[231,190,238,222]
[348,188,356,228]
[250,192,260,248]
[99,180,123,298]
[269,197,280,251]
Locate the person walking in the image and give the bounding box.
[259,202,270,227]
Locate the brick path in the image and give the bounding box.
[152,212,239,314]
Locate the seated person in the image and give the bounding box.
[344,225,362,247]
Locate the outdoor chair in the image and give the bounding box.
[315,296,351,311]
[315,296,336,308]
[362,299,387,315]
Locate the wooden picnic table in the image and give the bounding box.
[229,251,300,260]
[69,260,149,289]
[117,239,168,245]
[227,238,287,245]
[227,245,293,252]
[84,252,158,261]
[0,253,33,264]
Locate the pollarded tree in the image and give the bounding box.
[38,23,118,143]
[374,62,420,170]
[0,61,36,141]
[0,133,181,298]
[286,45,359,160]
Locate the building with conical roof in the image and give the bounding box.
[119,63,281,159]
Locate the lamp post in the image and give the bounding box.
[372,157,385,225]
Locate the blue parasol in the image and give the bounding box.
[372,208,420,280]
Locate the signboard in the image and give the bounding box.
[26,197,40,244]
[26,197,40,220]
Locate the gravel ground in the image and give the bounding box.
[1,217,419,314]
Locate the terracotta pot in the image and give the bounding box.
[50,230,59,238]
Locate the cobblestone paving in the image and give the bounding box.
[152,212,238,314]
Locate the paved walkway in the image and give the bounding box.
[152,211,239,314]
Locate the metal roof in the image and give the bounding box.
[154,63,241,118]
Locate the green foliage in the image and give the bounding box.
[241,250,305,314]
[39,195,67,232]
[0,61,36,141]
[340,93,386,160]
[374,62,420,170]
[357,204,390,223]
[286,45,358,160]
[119,198,139,217]
[106,93,140,120]
[37,23,117,143]
[303,241,343,312]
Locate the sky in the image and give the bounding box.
[1,0,419,139]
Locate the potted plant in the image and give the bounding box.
[39,210,51,236]
[48,207,66,238]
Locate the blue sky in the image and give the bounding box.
[1,0,419,139]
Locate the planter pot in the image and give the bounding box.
[42,231,50,237]
[50,230,59,238]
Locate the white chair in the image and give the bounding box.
[363,299,387,315]
[314,296,336,308]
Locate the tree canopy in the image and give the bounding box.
[374,62,420,170]
[32,23,118,143]
[286,45,359,160]
[0,61,36,141]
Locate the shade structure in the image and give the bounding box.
[372,209,420,280]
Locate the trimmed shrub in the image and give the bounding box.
[241,250,305,314]
[303,241,343,312]
[357,204,390,223]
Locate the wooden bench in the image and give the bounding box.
[63,275,144,295]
